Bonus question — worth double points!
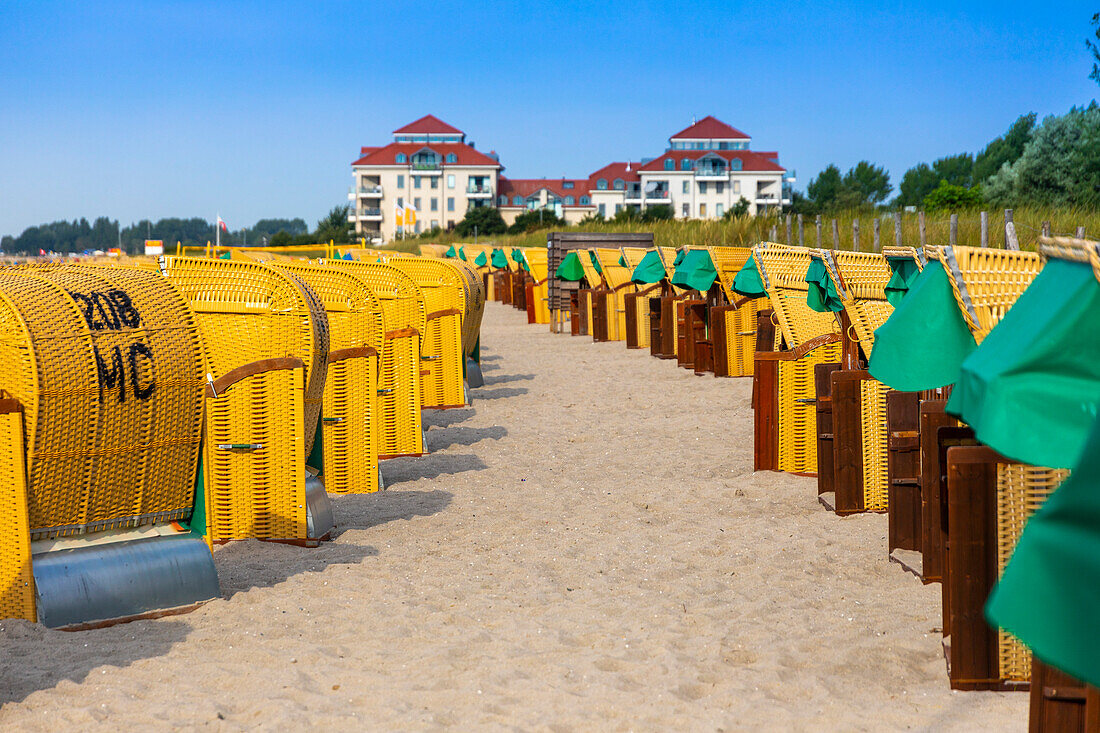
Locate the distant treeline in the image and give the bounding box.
[0,206,354,254]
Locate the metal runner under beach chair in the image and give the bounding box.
[749,243,842,475]
[271,262,384,495]
[160,256,334,545]
[0,265,219,627]
[319,259,427,457]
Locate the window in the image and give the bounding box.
[681,159,692,171]
[563,181,574,189]
[664,158,674,171]
[446,153,457,163]
[498,196,506,206]
[564,196,574,206]
[396,153,407,163]
[730,159,743,171]
[716,203,724,217]
[612,178,624,190]
[431,219,439,229]
[413,197,421,210]
[699,182,707,194]
[580,196,590,205]
[598,203,606,216]
[414,176,421,189]
[447,174,455,189]
[682,203,689,217]
[430,198,438,211]
[615,204,622,213]
[397,175,404,188]
[447,197,455,212]
[682,180,689,194]
[699,203,707,217]
[597,178,608,190]
[397,197,404,207]
[430,177,438,189]
[414,221,421,233]
[733,181,741,194]
[513,195,523,206]
[716,182,724,194]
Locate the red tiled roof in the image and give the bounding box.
[586,162,640,185]
[498,177,594,207]
[637,150,784,173]
[669,115,749,140]
[392,115,464,136]
[359,146,380,156]
[352,142,500,168]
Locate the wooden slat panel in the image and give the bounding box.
[887,391,922,552]
[832,370,870,514]
[815,363,843,496]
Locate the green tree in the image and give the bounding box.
[454,206,507,237]
[1088,13,1100,85]
[806,164,843,208]
[922,181,983,211]
[931,153,974,188]
[722,198,751,219]
[897,163,939,207]
[314,205,352,243]
[641,204,674,222]
[507,208,565,234]
[842,161,892,206]
[973,113,1036,183]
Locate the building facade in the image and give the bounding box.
[350,115,791,242]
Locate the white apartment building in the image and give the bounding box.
[349,115,502,242]
[351,115,791,242]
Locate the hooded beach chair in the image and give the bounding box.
[552,250,592,336]
[270,262,384,494]
[629,247,686,359]
[707,246,763,378]
[319,259,427,457]
[591,247,639,342]
[516,248,551,325]
[868,244,1051,690]
[575,249,606,339]
[617,247,652,349]
[442,256,486,387]
[0,264,219,628]
[160,256,335,545]
[740,244,842,475]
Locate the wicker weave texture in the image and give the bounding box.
[322,353,379,493]
[707,246,753,298]
[995,463,1070,682]
[722,301,760,377]
[0,266,205,537]
[859,379,891,511]
[204,365,306,542]
[0,406,34,621]
[777,342,841,473]
[755,244,838,348]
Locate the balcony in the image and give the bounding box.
[694,167,728,180]
[624,188,642,202]
[754,195,781,206]
[359,207,382,220]
[466,184,493,197]
[358,185,383,197]
[645,189,670,202]
[410,162,441,174]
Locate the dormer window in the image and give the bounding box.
[513,195,524,206]
[730,159,743,171]
[597,178,608,190]
[564,196,575,206]
[580,196,590,205]
[681,159,692,171]
[664,158,674,171]
[446,153,457,163]
[396,153,407,164]
[612,178,624,190]
[563,181,574,189]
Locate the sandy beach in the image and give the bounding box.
[0,301,1026,731]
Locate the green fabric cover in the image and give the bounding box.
[490,248,508,268]
[731,255,767,299]
[519,255,530,273]
[474,251,488,267]
[458,246,468,261]
[986,412,1100,688]
[805,258,844,312]
[218,252,231,260]
[589,250,603,274]
[618,253,628,268]
[885,257,921,307]
[555,251,586,281]
[512,248,523,263]
[672,249,685,267]
[946,258,1100,469]
[670,249,719,292]
[631,250,668,285]
[867,261,977,391]
[445,245,456,258]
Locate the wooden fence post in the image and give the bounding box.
[980,211,989,248]
[1005,209,1019,250]
[771,224,778,241]
[873,217,881,251]
[1077,226,1086,238]
[918,211,926,248]
[786,213,792,244]
[798,214,804,246]
[815,215,822,247]
[949,213,958,246]
[832,219,840,249]
[853,219,860,252]
[893,212,902,248]
[1042,220,1051,238]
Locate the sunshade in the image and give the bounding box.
[631,250,668,285]
[473,251,488,267]
[946,257,1100,468]
[731,255,767,298]
[670,249,718,292]
[491,248,509,268]
[867,260,976,391]
[444,245,456,258]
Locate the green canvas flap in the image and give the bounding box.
[512,248,523,262]
[986,412,1100,688]
[474,251,487,267]
[731,255,767,298]
[491,248,509,268]
[672,249,685,267]
[618,253,628,268]
[885,257,921,307]
[458,246,468,261]
[670,249,718,292]
[631,250,668,285]
[946,258,1100,468]
[867,260,977,391]
[589,250,603,274]
[444,245,457,258]
[555,251,586,281]
[805,258,844,312]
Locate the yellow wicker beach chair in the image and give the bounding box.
[319,259,427,457]
[159,256,333,545]
[271,262,384,494]
[519,248,552,325]
[705,245,760,377]
[753,243,842,475]
[575,248,606,339]
[383,256,468,409]
[0,265,218,627]
[591,247,636,341]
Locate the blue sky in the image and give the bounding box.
[1,1,1097,235]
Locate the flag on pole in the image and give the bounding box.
[394,203,405,227]
[406,203,417,226]
[217,216,228,232]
